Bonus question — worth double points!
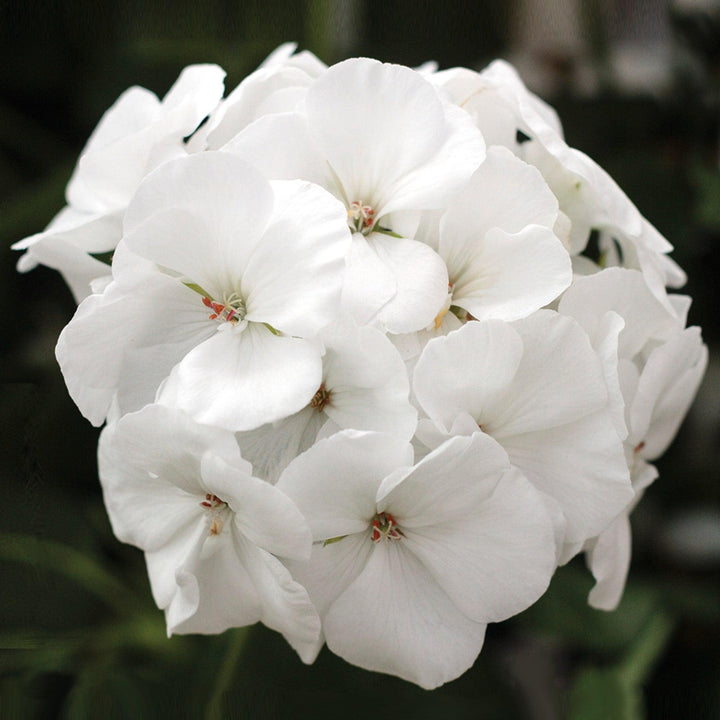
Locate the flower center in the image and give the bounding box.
[371,512,403,543]
[347,200,375,234]
[200,493,229,536]
[202,292,246,324]
[310,384,331,412]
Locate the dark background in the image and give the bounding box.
[1,2,719,718]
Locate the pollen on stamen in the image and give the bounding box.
[200,493,228,536]
[348,200,376,234]
[371,512,403,543]
[202,294,245,324]
[310,384,331,412]
[200,493,225,509]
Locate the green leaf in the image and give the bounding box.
[517,563,660,653]
[0,533,140,615]
[568,667,643,720]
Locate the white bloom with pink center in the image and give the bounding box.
[413,312,634,545]
[236,319,417,483]
[13,65,226,302]
[224,57,486,333]
[430,145,571,331]
[98,404,320,660]
[276,430,556,689]
[56,151,351,430]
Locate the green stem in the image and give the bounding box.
[619,610,674,687]
[203,628,248,720]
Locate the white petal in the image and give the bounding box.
[15,230,114,303]
[369,233,449,334]
[285,531,373,620]
[490,311,608,436]
[558,268,677,359]
[66,87,161,212]
[305,59,447,213]
[500,412,633,543]
[223,112,332,187]
[200,453,312,561]
[167,527,262,635]
[145,518,207,631]
[243,180,349,337]
[163,322,322,432]
[440,146,558,241]
[97,404,244,551]
[276,430,413,541]
[56,271,214,425]
[446,225,571,322]
[587,513,632,611]
[377,433,510,527]
[235,540,321,663]
[340,231,396,325]
[324,542,487,689]
[400,467,556,623]
[321,322,417,441]
[631,327,708,459]
[160,64,225,129]
[413,320,524,432]
[235,406,325,484]
[123,153,274,289]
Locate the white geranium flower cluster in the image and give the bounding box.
[15,44,707,689]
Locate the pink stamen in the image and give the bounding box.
[371,512,403,543]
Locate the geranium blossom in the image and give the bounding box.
[277,430,556,688]
[56,152,351,430]
[98,404,320,659]
[413,312,634,544]
[15,45,707,689]
[13,65,226,301]
[236,320,417,483]
[225,57,486,333]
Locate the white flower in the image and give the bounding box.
[200,43,326,151]
[413,312,633,545]
[97,404,320,660]
[276,430,556,689]
[432,59,686,303]
[225,57,486,333]
[56,152,351,430]
[13,65,226,302]
[430,145,571,331]
[559,269,707,607]
[236,319,417,483]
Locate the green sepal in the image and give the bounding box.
[183,280,214,299]
[322,535,347,547]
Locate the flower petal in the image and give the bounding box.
[200,453,312,561]
[123,152,274,288]
[160,322,322,432]
[399,467,556,623]
[413,320,524,432]
[238,543,321,663]
[97,404,243,551]
[243,179,349,337]
[369,233,449,333]
[276,430,414,541]
[324,542,487,689]
[377,432,509,527]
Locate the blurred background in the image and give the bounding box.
[1,1,719,718]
